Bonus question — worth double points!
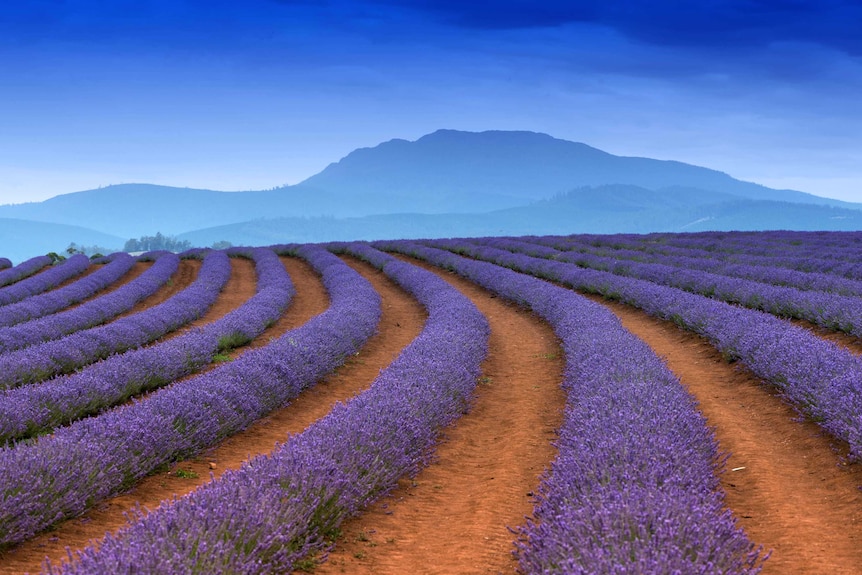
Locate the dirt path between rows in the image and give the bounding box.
[790,317,862,355]
[40,260,150,315]
[312,258,566,575]
[588,295,862,575]
[168,256,257,338]
[0,256,424,575]
[115,258,200,318]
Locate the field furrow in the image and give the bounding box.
[591,296,862,573]
[314,254,565,575]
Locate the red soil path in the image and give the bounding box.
[312,258,566,575]
[588,295,862,575]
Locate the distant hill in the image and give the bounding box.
[0,185,339,239]
[1,129,860,259]
[176,185,862,247]
[0,218,123,263]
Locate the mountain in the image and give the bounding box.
[0,184,339,239]
[1,130,858,239]
[1,129,860,260]
[299,129,853,212]
[175,185,862,247]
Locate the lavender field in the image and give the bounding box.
[3,230,862,574]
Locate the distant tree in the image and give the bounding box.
[66,242,115,257]
[46,252,66,263]
[211,240,233,250]
[123,232,192,253]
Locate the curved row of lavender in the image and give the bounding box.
[0,252,180,355]
[0,252,179,356]
[0,247,294,444]
[486,236,862,337]
[434,239,862,462]
[0,253,136,327]
[0,254,90,306]
[0,251,230,389]
[653,230,862,261]
[530,235,862,297]
[44,243,489,575]
[604,231,862,279]
[379,240,763,574]
[0,245,380,549]
[0,255,52,289]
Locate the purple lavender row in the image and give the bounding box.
[0,251,227,389]
[44,243,488,574]
[0,254,52,289]
[378,241,763,574]
[484,236,862,337]
[432,239,862,462]
[0,245,380,549]
[0,247,293,444]
[528,234,862,297]
[0,254,90,306]
[559,232,862,281]
[0,253,179,355]
[655,230,862,262]
[0,253,136,327]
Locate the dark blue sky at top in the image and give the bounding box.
[1,0,860,203]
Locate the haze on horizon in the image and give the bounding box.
[1,1,861,205]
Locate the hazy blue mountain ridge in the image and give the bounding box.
[176,185,862,247]
[0,218,124,263]
[0,129,859,261]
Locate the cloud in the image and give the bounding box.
[371,0,862,55]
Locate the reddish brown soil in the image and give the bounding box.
[52,261,100,290]
[168,256,257,338]
[790,317,862,355]
[588,295,862,575]
[32,261,150,315]
[114,259,200,318]
[312,259,566,575]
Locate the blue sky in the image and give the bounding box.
[1,0,861,204]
